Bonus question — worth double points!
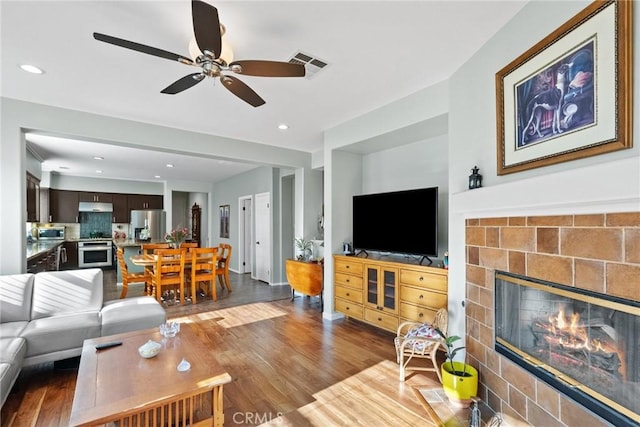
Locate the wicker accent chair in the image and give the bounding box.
[116,247,150,298]
[394,308,448,382]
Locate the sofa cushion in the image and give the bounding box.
[0,274,34,323]
[0,321,29,339]
[101,296,166,337]
[0,337,27,364]
[0,338,27,407]
[31,269,103,320]
[20,312,101,357]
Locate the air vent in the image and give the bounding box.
[288,51,328,78]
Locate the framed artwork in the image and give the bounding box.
[219,204,230,238]
[496,0,632,175]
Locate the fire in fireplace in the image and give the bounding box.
[494,271,640,427]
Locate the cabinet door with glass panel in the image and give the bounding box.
[364,264,398,314]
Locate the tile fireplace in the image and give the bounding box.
[495,271,639,427]
[465,212,640,426]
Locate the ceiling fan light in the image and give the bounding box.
[188,35,234,65]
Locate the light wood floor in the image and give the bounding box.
[1,271,443,426]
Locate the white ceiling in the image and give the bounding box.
[2,0,527,183]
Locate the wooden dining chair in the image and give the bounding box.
[116,247,150,298]
[151,248,186,305]
[189,247,218,303]
[216,244,233,292]
[180,242,198,249]
[141,243,170,255]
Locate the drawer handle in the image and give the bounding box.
[346,279,350,282]
[377,317,382,321]
[419,313,424,318]
[346,307,350,311]
[419,276,424,281]
[346,265,350,269]
[419,294,424,299]
[346,292,350,296]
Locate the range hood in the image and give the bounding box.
[78,202,113,213]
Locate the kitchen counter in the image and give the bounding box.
[26,241,64,261]
[113,238,167,248]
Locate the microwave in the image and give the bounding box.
[37,226,65,240]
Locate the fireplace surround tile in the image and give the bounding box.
[574,214,605,226]
[536,227,559,254]
[501,227,536,251]
[526,253,573,285]
[561,228,623,261]
[625,229,640,263]
[574,258,605,292]
[465,212,640,426]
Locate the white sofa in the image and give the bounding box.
[0,268,166,407]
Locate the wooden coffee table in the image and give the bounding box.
[70,324,231,426]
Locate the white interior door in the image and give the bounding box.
[255,192,270,283]
[238,196,253,274]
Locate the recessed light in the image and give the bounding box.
[96,170,103,174]
[59,166,69,170]
[154,175,161,179]
[93,156,104,160]
[277,124,289,130]
[20,64,44,74]
[166,164,174,168]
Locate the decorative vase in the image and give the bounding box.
[441,361,478,408]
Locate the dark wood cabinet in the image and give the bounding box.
[26,173,40,222]
[50,189,79,223]
[63,241,78,269]
[191,203,201,246]
[78,192,113,203]
[112,193,128,223]
[127,194,163,210]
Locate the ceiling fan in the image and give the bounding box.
[93,0,305,107]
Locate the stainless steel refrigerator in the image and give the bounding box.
[130,210,166,241]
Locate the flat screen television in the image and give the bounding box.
[353,187,438,259]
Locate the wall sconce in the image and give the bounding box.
[469,166,482,189]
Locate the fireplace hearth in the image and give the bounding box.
[495,271,640,427]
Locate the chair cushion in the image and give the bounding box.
[397,323,440,354]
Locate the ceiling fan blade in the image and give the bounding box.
[192,0,222,59]
[220,75,265,107]
[94,32,194,65]
[229,60,305,77]
[161,73,205,94]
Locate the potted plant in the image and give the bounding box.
[294,237,312,261]
[435,328,478,408]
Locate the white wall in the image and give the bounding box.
[362,135,449,258]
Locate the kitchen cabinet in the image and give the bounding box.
[127,194,163,210]
[78,192,113,203]
[112,193,128,223]
[63,241,78,270]
[26,173,40,222]
[49,189,79,223]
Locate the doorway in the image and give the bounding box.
[254,192,270,283]
[238,195,253,276]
